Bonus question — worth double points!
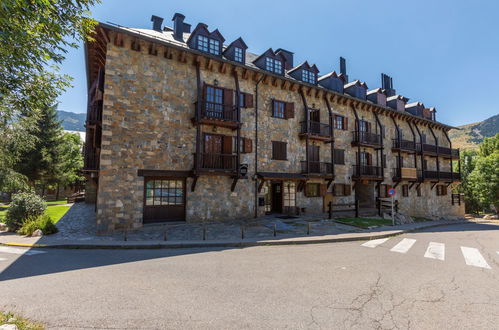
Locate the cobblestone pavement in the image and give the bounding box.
[49,203,360,242]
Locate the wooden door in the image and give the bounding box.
[271,182,283,213]
[309,145,320,172]
[143,178,186,223]
[203,134,222,168]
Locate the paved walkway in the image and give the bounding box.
[0,203,479,249]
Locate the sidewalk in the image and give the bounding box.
[0,203,485,249]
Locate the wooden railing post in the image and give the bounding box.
[355,199,359,218]
[328,201,332,219]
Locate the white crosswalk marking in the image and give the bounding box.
[361,238,390,248]
[0,246,46,256]
[461,247,491,269]
[424,242,445,261]
[390,238,417,254]
[0,257,6,261]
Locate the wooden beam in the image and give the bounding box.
[220,62,229,74]
[272,77,279,87]
[252,72,263,82]
[231,177,239,192]
[179,51,188,63]
[97,26,110,43]
[290,83,298,92]
[258,179,265,193]
[281,80,290,90]
[191,176,198,192]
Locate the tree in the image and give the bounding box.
[53,132,84,199]
[458,149,480,213]
[0,0,99,194]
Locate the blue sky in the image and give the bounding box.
[58,0,499,126]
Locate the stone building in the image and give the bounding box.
[83,13,464,233]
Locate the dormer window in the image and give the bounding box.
[302,70,316,84]
[196,35,220,55]
[265,57,282,74]
[234,47,243,62]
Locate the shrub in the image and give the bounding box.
[17,214,58,236]
[5,192,46,230]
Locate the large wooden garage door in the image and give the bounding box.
[143,178,186,223]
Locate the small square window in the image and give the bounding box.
[306,183,320,197]
[334,115,344,130]
[234,47,243,62]
[402,184,409,197]
[197,35,209,52]
[208,38,220,55]
[273,100,286,119]
[302,70,315,84]
[272,141,287,160]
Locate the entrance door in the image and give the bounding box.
[355,181,375,208]
[143,178,186,223]
[271,182,283,213]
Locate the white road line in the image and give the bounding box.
[0,257,6,261]
[390,238,417,254]
[461,247,491,269]
[0,246,46,256]
[361,238,390,248]
[424,242,445,261]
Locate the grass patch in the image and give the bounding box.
[336,217,393,229]
[45,199,69,205]
[44,205,71,223]
[0,205,70,223]
[0,311,44,330]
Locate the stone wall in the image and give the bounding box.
[93,34,463,232]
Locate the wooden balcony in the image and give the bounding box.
[420,143,438,155]
[392,167,421,181]
[438,146,460,159]
[392,139,417,153]
[352,165,383,180]
[301,161,333,176]
[82,146,99,172]
[352,131,382,148]
[192,101,240,129]
[299,121,333,141]
[194,153,237,174]
[423,170,461,181]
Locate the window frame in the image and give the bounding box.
[334,115,345,130]
[302,69,316,84]
[283,182,296,208]
[234,47,244,63]
[145,179,185,207]
[197,35,209,52]
[265,57,283,74]
[333,149,345,165]
[306,183,320,197]
[402,184,409,197]
[272,100,286,119]
[271,141,287,160]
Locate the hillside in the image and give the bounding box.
[449,114,499,149]
[57,110,86,132]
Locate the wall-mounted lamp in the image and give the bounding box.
[213,79,219,86]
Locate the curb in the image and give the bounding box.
[0,220,488,250]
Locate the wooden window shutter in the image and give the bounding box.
[285,102,295,119]
[243,138,253,153]
[222,136,233,154]
[245,93,254,108]
[224,89,234,106]
[368,122,372,132]
[344,117,348,130]
[319,184,327,197]
[367,153,372,165]
[343,184,351,196]
[202,83,208,99]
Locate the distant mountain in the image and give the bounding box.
[449,114,499,149]
[57,110,86,132]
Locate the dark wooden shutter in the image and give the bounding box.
[367,122,372,132]
[334,149,345,165]
[319,184,327,197]
[243,138,252,153]
[224,89,234,106]
[367,153,373,165]
[344,117,348,130]
[284,102,295,119]
[222,136,232,154]
[343,184,351,196]
[245,93,254,108]
[382,154,386,168]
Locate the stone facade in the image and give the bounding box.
[84,20,464,233]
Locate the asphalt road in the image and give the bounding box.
[0,222,498,329]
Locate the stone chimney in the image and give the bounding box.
[172,13,191,41]
[340,57,348,83]
[150,15,164,32]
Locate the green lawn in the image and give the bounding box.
[0,204,71,223]
[46,199,69,205]
[336,217,393,229]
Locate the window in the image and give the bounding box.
[283,182,296,208]
[205,86,224,117]
[239,93,245,108]
[272,141,287,160]
[436,185,447,196]
[265,57,282,74]
[234,47,243,62]
[379,184,391,198]
[145,179,184,206]
[306,183,320,197]
[359,120,369,132]
[333,149,345,165]
[197,35,209,52]
[382,154,387,168]
[402,184,409,197]
[416,185,422,197]
[197,35,220,55]
[334,115,346,130]
[273,100,286,119]
[333,184,344,196]
[302,70,316,84]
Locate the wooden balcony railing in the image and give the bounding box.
[438,146,460,158]
[352,165,383,178]
[392,167,419,181]
[300,121,332,137]
[392,139,417,152]
[421,143,438,154]
[195,153,237,171]
[87,104,102,123]
[423,170,461,181]
[301,161,333,175]
[352,131,382,147]
[198,101,238,122]
[83,146,99,171]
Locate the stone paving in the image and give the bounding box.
[47,203,360,242]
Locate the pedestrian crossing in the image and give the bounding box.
[0,246,46,257]
[361,237,496,270]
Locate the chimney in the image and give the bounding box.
[340,57,348,83]
[172,13,186,41]
[381,73,396,97]
[275,48,294,70]
[150,15,164,32]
